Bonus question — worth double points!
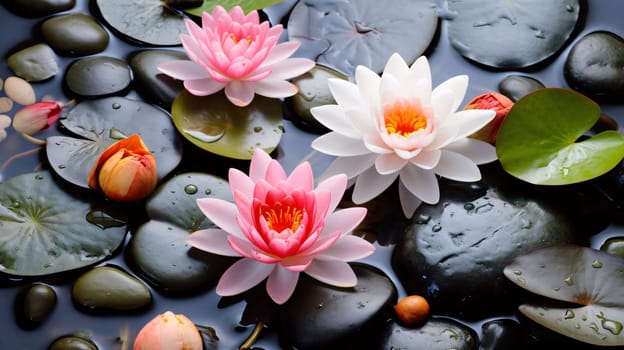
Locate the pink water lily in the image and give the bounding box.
[158,5,315,107]
[187,149,375,304]
[311,54,498,218]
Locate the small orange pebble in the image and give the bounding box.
[394,295,430,325]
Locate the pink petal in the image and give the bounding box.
[351,166,398,204]
[315,173,347,213]
[317,234,375,261]
[262,41,300,67]
[286,161,314,190]
[312,132,370,156]
[229,168,254,198]
[267,57,315,80]
[251,79,298,98]
[444,138,497,165]
[399,164,439,204]
[157,60,210,80]
[216,259,274,296]
[434,150,482,182]
[321,154,376,181]
[305,259,357,287]
[229,231,276,262]
[196,198,244,238]
[266,266,299,304]
[186,228,239,256]
[225,81,255,107]
[265,159,287,184]
[311,105,361,139]
[250,148,272,182]
[398,180,423,218]
[184,78,226,96]
[280,254,314,272]
[321,207,367,238]
[375,153,408,175]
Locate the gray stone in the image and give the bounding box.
[65,56,132,97]
[11,0,75,17]
[42,13,109,56]
[379,318,477,350]
[129,49,186,108]
[8,44,58,82]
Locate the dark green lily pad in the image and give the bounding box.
[447,0,581,68]
[287,0,438,77]
[0,171,127,277]
[504,245,624,346]
[46,97,183,188]
[95,0,187,46]
[171,90,283,160]
[129,172,235,294]
[184,0,285,17]
[496,88,624,185]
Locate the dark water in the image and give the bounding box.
[0,1,623,349]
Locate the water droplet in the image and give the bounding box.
[184,184,198,195]
[513,270,522,275]
[463,203,475,211]
[589,322,600,333]
[517,277,526,285]
[205,188,212,195]
[561,167,570,176]
[414,214,431,224]
[442,328,459,339]
[475,202,494,214]
[566,4,574,12]
[112,102,121,109]
[575,323,580,329]
[592,260,603,268]
[277,125,285,133]
[253,126,263,133]
[564,310,575,319]
[315,303,324,309]
[34,174,44,180]
[86,210,126,229]
[432,224,442,232]
[183,128,225,143]
[109,127,127,140]
[58,165,66,169]
[553,287,560,292]
[564,276,574,286]
[597,312,623,335]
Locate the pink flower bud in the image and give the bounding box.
[464,92,514,144]
[12,101,62,135]
[133,311,202,350]
[88,134,158,202]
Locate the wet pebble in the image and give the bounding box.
[0,97,14,113]
[600,236,624,259]
[65,56,132,97]
[8,43,58,82]
[565,31,624,99]
[72,265,151,312]
[42,13,109,56]
[379,318,477,350]
[4,76,36,105]
[480,319,521,350]
[49,335,98,350]
[14,283,57,329]
[279,263,397,350]
[11,0,75,17]
[498,75,545,101]
[129,49,186,108]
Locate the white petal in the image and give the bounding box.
[328,78,362,110]
[312,132,370,156]
[352,166,398,204]
[399,164,439,204]
[410,149,441,169]
[186,228,239,256]
[445,138,498,164]
[398,180,423,218]
[434,150,482,182]
[251,79,297,98]
[157,60,210,80]
[311,105,361,139]
[383,53,409,81]
[432,75,468,113]
[320,154,376,181]
[452,109,496,139]
[431,88,456,123]
[355,65,382,115]
[345,108,378,139]
[266,266,299,304]
[216,259,274,296]
[406,56,432,101]
[305,259,357,287]
[375,153,408,175]
[316,234,375,261]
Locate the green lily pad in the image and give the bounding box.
[46,97,183,189]
[287,0,438,77]
[504,245,624,346]
[129,172,235,294]
[447,0,581,68]
[496,88,624,185]
[171,90,284,160]
[0,171,127,277]
[184,0,286,17]
[95,0,187,46]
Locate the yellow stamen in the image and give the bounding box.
[229,33,252,45]
[384,99,428,137]
[264,205,303,232]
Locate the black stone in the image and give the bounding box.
[480,319,521,350]
[65,56,132,97]
[9,0,75,17]
[41,13,109,56]
[379,318,477,350]
[14,283,57,329]
[498,75,546,102]
[129,49,186,108]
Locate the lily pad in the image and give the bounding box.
[504,245,624,346]
[447,0,581,68]
[496,88,624,185]
[287,0,438,77]
[46,97,183,189]
[184,0,285,17]
[95,0,187,46]
[171,90,284,160]
[0,171,127,277]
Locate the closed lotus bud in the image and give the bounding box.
[133,311,202,350]
[88,134,158,202]
[12,101,63,135]
[464,92,514,144]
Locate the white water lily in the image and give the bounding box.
[311,53,497,218]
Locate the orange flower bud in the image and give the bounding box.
[88,134,158,202]
[464,92,514,144]
[133,311,202,350]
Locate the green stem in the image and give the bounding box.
[239,321,264,350]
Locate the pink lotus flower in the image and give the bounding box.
[158,5,315,107]
[187,149,375,304]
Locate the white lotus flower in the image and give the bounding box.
[311,53,497,218]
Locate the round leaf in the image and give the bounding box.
[96,0,187,46]
[0,171,127,277]
[447,0,581,68]
[504,245,624,346]
[46,97,183,188]
[171,90,284,160]
[496,88,624,185]
[287,0,438,77]
[184,0,286,17]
